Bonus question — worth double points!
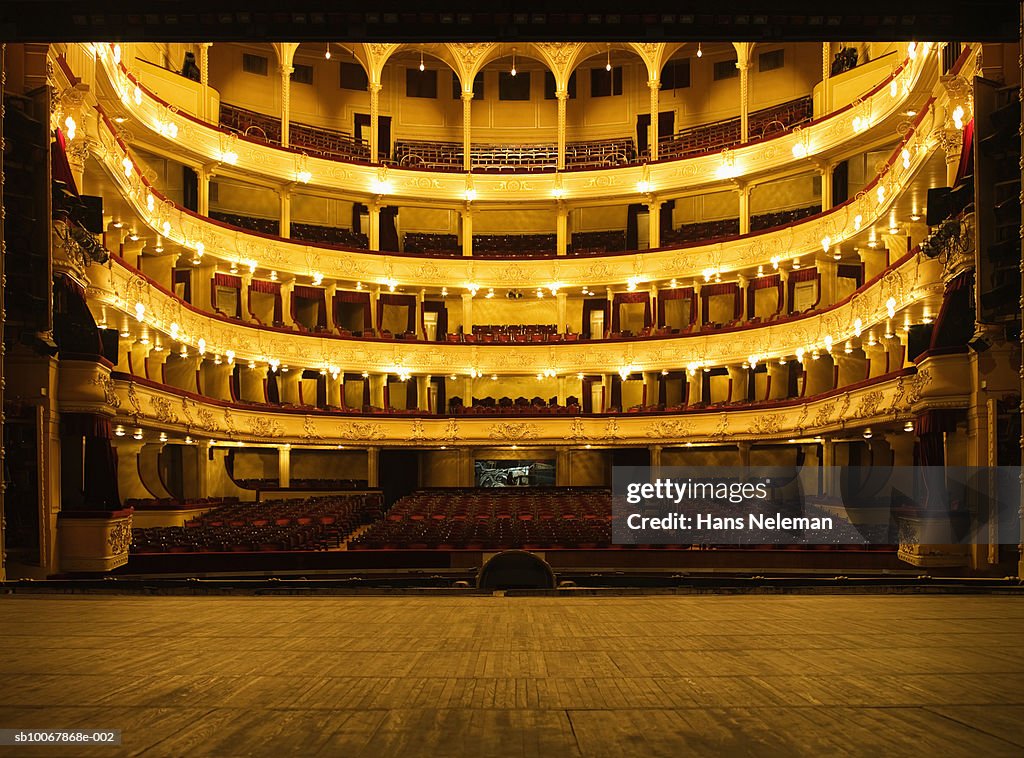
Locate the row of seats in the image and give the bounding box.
[449,395,582,414]
[393,137,637,172]
[445,331,580,343]
[656,96,814,160]
[123,497,239,509]
[472,233,557,256]
[471,324,558,337]
[349,489,612,550]
[662,218,742,245]
[404,232,459,254]
[232,478,370,491]
[130,494,383,554]
[219,104,371,162]
[569,230,628,254]
[291,222,368,249]
[749,204,822,232]
[210,210,278,235]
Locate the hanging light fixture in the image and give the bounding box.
[419,49,425,72]
[510,48,517,77]
[325,43,331,60]
[696,42,703,58]
[606,45,612,72]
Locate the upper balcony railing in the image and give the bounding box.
[87,95,941,289]
[77,41,956,206]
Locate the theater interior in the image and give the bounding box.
[1,2,1022,754]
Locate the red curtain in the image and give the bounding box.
[787,268,821,313]
[292,285,327,329]
[333,290,372,331]
[955,119,974,185]
[611,292,652,332]
[700,282,743,323]
[249,279,282,323]
[657,287,697,327]
[746,274,782,318]
[51,128,79,195]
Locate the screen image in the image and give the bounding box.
[474,459,556,487]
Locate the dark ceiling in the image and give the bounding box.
[0,1,1018,42]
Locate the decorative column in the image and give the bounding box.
[279,63,293,147]
[461,293,473,333]
[818,259,838,307]
[197,166,212,217]
[646,197,660,249]
[650,444,663,470]
[461,90,473,171]
[369,81,382,162]
[556,291,568,333]
[556,89,569,169]
[557,376,567,406]
[367,447,380,488]
[647,78,660,159]
[737,275,749,320]
[278,445,291,488]
[738,59,751,143]
[818,160,834,211]
[368,200,381,251]
[199,43,212,122]
[643,371,658,408]
[937,126,964,187]
[821,42,831,114]
[779,269,790,314]
[460,203,473,257]
[556,202,568,256]
[736,181,750,235]
[417,375,431,412]
[278,185,292,238]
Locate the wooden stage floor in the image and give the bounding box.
[0,594,1022,756]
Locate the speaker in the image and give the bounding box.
[78,195,104,234]
[926,187,952,226]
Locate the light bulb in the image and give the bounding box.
[697,43,703,58]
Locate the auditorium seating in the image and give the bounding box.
[291,222,368,249]
[569,230,627,255]
[750,204,822,232]
[449,395,582,415]
[124,497,239,509]
[219,103,371,162]
[662,218,741,245]
[209,210,278,236]
[208,212,368,249]
[130,494,384,554]
[472,233,556,257]
[232,478,370,491]
[656,96,813,160]
[393,137,637,172]
[349,489,612,550]
[403,232,460,255]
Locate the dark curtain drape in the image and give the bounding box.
[582,299,609,339]
[625,204,642,250]
[62,413,120,510]
[378,293,417,333]
[293,284,327,329]
[831,160,849,205]
[700,282,743,323]
[746,274,783,319]
[380,206,400,252]
[351,203,367,235]
[406,379,418,409]
[787,268,821,313]
[837,263,864,288]
[266,370,280,404]
[610,375,622,411]
[956,119,974,184]
[333,290,372,331]
[611,292,652,332]
[363,379,371,409]
[173,269,192,302]
[51,128,79,195]
[929,270,975,352]
[53,275,102,357]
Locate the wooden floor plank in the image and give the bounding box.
[0,595,1020,757]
